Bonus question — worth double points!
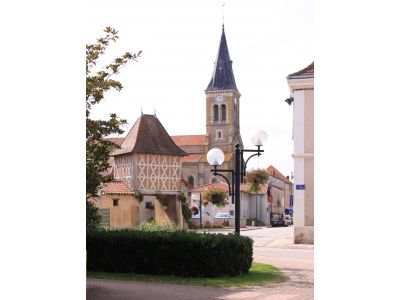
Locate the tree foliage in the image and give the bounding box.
[86,26,141,198]
[86,200,102,233]
[86,27,141,232]
[181,203,192,224]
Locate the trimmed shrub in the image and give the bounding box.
[87,230,253,277]
[136,221,180,232]
[181,203,192,224]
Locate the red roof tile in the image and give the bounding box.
[171,135,206,146]
[101,180,133,195]
[181,153,202,163]
[287,62,314,79]
[266,165,290,183]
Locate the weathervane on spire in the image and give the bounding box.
[222,2,225,27]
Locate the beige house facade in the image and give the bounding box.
[267,165,293,215]
[92,181,140,229]
[287,62,314,244]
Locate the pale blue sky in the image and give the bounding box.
[87,0,313,177]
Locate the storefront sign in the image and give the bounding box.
[296,184,305,190]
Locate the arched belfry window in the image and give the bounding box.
[221,104,226,121]
[213,105,219,121]
[188,176,194,189]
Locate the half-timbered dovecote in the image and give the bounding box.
[111,114,187,194]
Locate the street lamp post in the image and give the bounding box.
[206,130,268,234]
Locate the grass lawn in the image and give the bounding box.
[87,262,288,287]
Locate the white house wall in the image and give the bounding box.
[293,90,305,154]
[289,77,314,244]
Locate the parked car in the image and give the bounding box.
[270,213,285,227]
[214,212,230,226]
[284,214,293,226]
[214,212,230,220]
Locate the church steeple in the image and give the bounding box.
[206,25,238,92]
[204,24,243,158]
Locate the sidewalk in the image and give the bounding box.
[266,235,314,250]
[190,226,263,233]
[87,254,313,300]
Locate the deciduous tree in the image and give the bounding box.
[86,27,141,230]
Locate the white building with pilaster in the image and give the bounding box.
[287,62,314,244]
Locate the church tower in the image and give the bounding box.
[205,25,243,156]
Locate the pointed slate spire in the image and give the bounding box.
[206,25,238,92]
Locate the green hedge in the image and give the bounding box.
[87,230,253,277]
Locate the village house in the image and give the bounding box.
[240,183,271,227]
[286,62,314,244]
[91,180,140,229]
[266,165,293,215]
[190,181,271,227]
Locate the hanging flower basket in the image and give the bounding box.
[211,193,224,204]
[201,188,228,208]
[246,169,269,193]
[246,169,269,184]
[191,206,199,215]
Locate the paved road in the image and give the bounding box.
[87,227,314,300]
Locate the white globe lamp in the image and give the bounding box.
[250,129,268,147]
[206,148,225,166]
